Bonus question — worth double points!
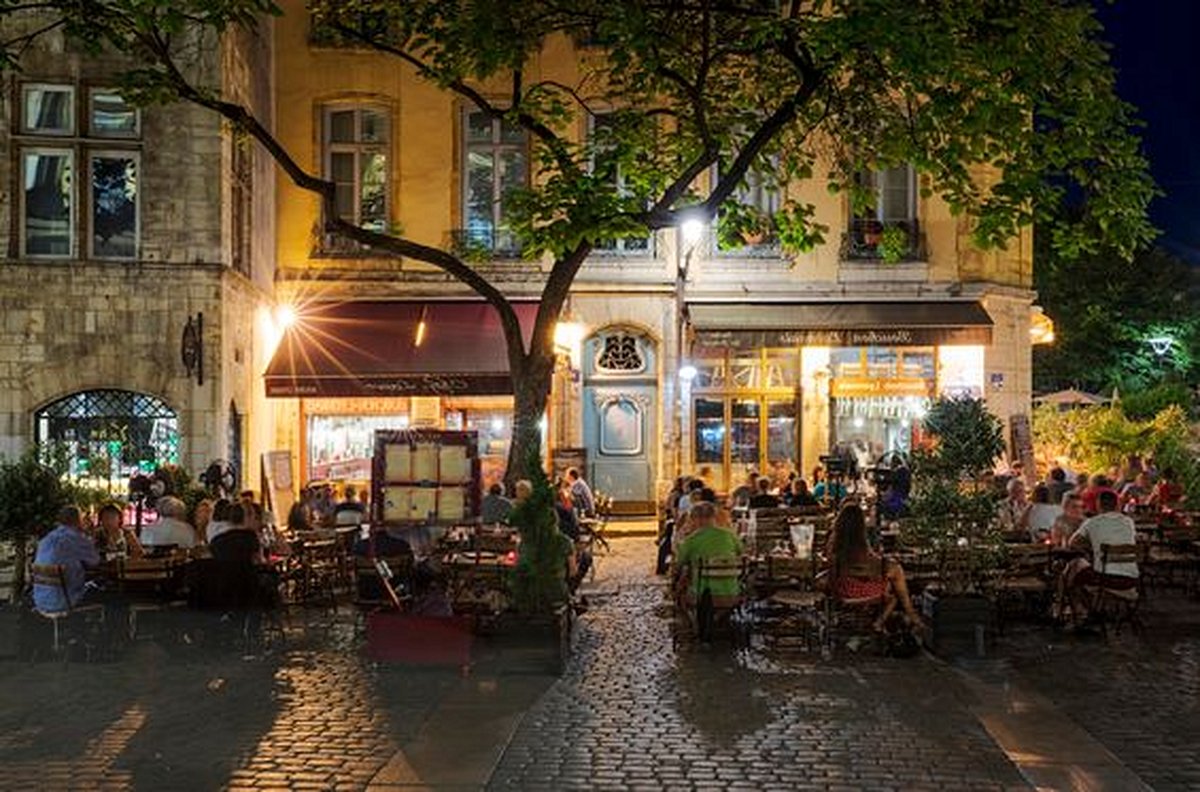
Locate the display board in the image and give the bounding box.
[262,450,295,523]
[372,430,481,526]
[1009,413,1036,484]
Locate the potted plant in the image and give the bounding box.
[906,397,1006,656]
[498,447,574,674]
[878,224,910,263]
[0,451,75,657]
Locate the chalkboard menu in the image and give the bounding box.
[371,430,481,526]
[1009,413,1035,483]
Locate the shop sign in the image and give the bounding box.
[266,373,514,398]
[694,326,991,351]
[830,377,933,398]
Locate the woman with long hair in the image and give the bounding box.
[827,502,924,631]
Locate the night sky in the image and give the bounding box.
[1097,0,1200,263]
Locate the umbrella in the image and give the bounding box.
[1033,388,1109,406]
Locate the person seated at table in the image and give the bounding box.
[1148,467,1185,511]
[729,470,759,511]
[334,485,367,526]
[191,498,214,547]
[1050,493,1085,548]
[997,478,1031,540]
[1047,467,1072,507]
[353,524,413,558]
[1057,489,1138,626]
[825,503,924,632]
[209,505,263,565]
[1119,471,1153,512]
[206,499,236,543]
[567,467,596,517]
[480,482,513,525]
[32,505,102,613]
[673,502,744,608]
[812,472,846,504]
[287,487,315,534]
[748,476,781,510]
[94,502,144,560]
[1027,484,1062,543]
[1081,474,1117,516]
[141,496,196,550]
[677,477,705,518]
[784,478,819,509]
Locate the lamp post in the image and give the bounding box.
[674,215,706,478]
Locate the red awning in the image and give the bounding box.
[264,301,539,398]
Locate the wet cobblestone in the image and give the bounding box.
[489,539,1025,791]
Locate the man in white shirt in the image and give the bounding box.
[1059,489,1138,625]
[140,496,196,549]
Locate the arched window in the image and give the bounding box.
[34,389,179,481]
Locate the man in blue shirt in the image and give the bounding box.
[33,505,100,613]
[567,468,596,516]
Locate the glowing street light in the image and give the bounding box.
[274,304,297,330]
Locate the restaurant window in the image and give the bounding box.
[18,84,141,260]
[590,113,653,255]
[694,398,726,466]
[730,398,761,483]
[766,400,797,480]
[460,109,527,256]
[308,413,408,482]
[35,389,179,484]
[324,105,389,233]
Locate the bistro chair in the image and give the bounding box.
[995,544,1053,632]
[296,534,343,606]
[353,553,414,616]
[750,554,827,653]
[1084,544,1143,636]
[117,556,189,641]
[28,563,105,660]
[675,556,746,646]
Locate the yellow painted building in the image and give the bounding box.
[263,2,1035,510]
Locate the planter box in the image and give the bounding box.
[487,606,574,676]
[365,613,474,666]
[921,592,994,657]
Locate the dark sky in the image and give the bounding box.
[1096,0,1200,263]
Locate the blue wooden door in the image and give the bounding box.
[582,330,657,504]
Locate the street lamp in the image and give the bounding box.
[674,213,707,478]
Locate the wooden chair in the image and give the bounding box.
[117,556,188,640]
[1084,544,1142,635]
[297,536,343,605]
[683,556,746,645]
[995,544,1052,631]
[751,555,827,652]
[353,553,414,612]
[825,559,891,654]
[29,563,104,658]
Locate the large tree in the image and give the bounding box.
[1034,242,1200,393]
[2,0,1156,479]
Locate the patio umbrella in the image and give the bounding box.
[1033,388,1109,406]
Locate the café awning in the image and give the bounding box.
[688,300,993,350]
[264,301,538,398]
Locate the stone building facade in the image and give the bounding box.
[0,19,278,491]
[264,2,1035,511]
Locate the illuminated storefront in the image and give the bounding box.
[686,300,992,489]
[266,301,535,490]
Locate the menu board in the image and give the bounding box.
[372,430,481,526]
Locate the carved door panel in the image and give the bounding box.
[582,331,657,504]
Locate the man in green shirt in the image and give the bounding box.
[674,502,744,603]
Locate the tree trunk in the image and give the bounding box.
[505,355,555,486]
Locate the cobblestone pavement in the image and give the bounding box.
[5,538,1198,790]
[997,586,1200,790]
[0,614,461,790]
[489,539,1027,791]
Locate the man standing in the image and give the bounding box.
[566,468,595,516]
[32,505,100,612]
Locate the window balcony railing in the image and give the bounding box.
[449,228,524,261]
[840,218,926,263]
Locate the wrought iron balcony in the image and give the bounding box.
[449,228,524,261]
[840,218,926,263]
